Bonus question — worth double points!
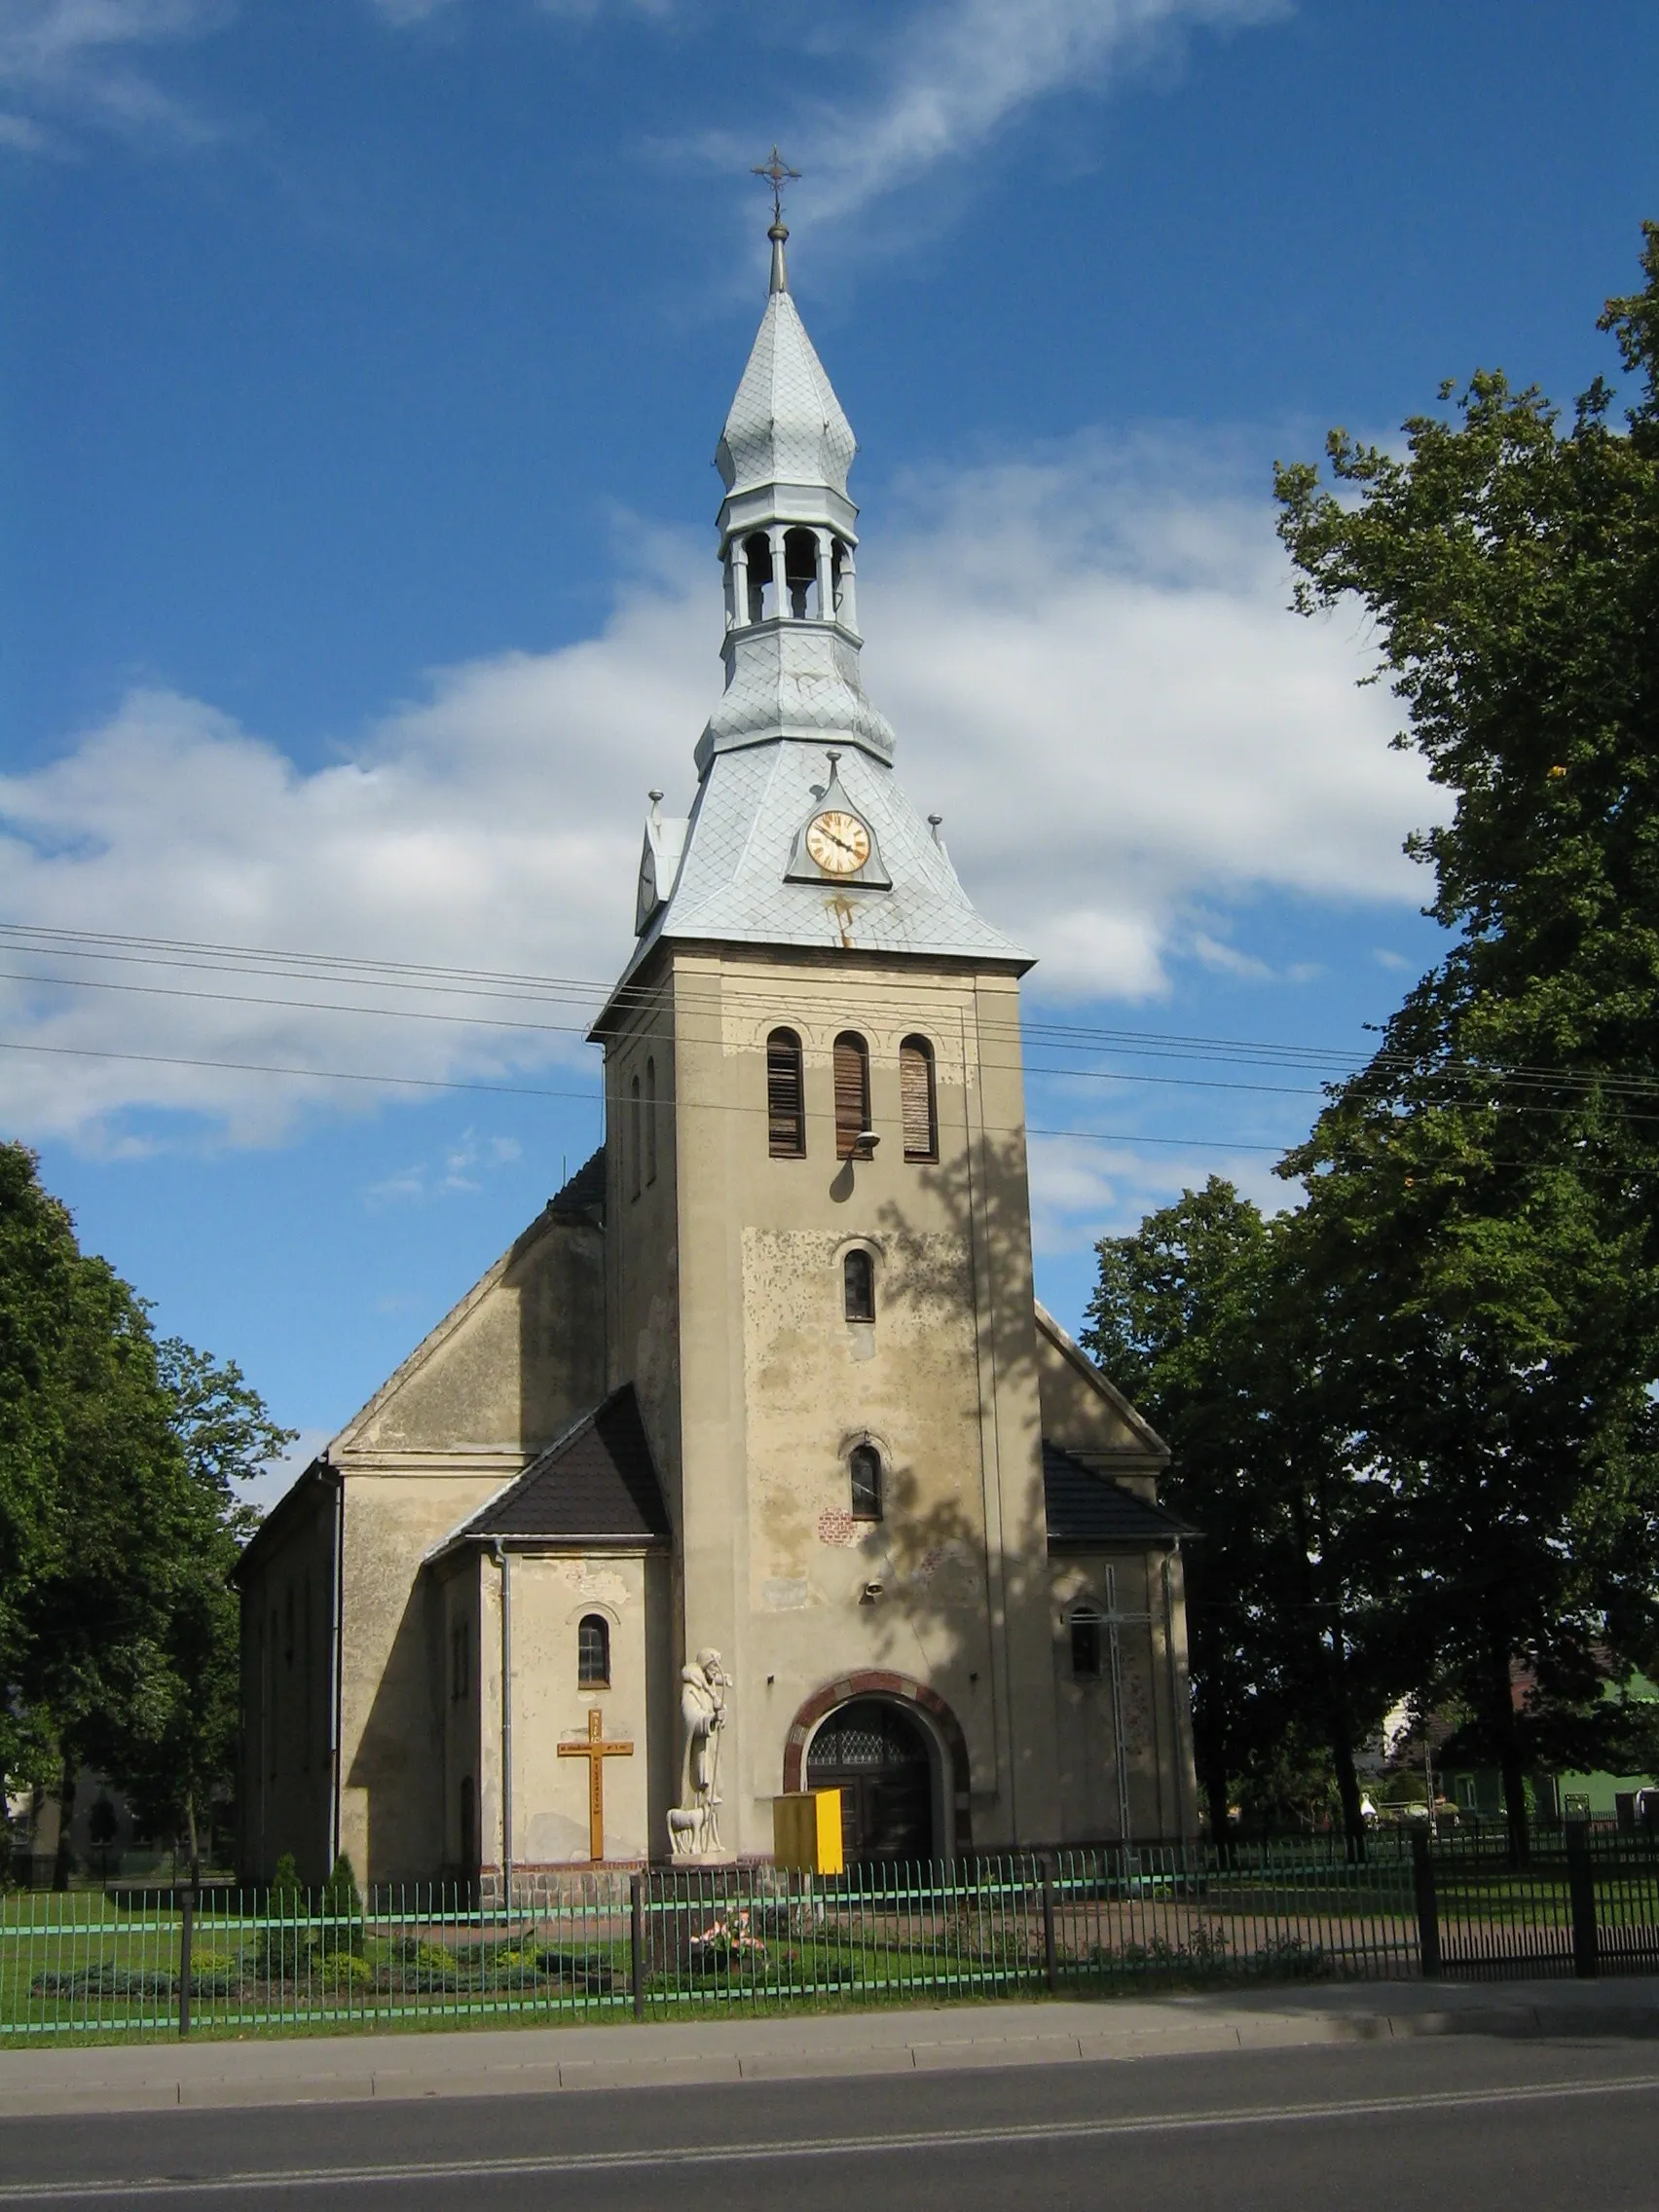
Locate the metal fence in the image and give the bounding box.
[5,1830,1657,2044]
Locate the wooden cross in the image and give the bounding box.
[558,1707,634,1862]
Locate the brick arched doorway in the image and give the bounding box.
[784,1672,972,1862]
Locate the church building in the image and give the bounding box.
[236,212,1198,1885]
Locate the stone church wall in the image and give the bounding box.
[1050,1549,1195,1843]
[642,947,1064,1857]
[238,1468,339,1884]
[468,1551,673,1876]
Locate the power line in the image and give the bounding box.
[4,919,1656,1110]
[0,1037,1288,1150]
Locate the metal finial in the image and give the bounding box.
[752,144,801,226]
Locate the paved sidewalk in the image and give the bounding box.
[3,1976,1657,2118]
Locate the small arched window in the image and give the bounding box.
[833,1032,870,1160]
[744,532,772,623]
[767,1028,805,1157]
[577,1614,610,1688]
[629,1074,642,1199]
[850,1444,883,1521]
[900,1036,937,1161]
[843,1248,875,1323]
[645,1054,658,1185]
[784,526,819,618]
[1070,1607,1104,1680]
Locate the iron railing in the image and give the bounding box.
[5,1830,1657,2044]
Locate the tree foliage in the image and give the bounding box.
[1085,1180,1403,1844]
[1282,223,1659,1851]
[1088,227,1659,1851]
[0,1143,292,1874]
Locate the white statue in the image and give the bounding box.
[669,1648,729,1859]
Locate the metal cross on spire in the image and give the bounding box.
[752,145,801,226]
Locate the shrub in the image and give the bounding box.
[317,1852,365,1961]
[256,1853,309,1979]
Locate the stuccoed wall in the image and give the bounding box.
[324,1205,607,1885]
[469,1551,668,1874]
[1049,1550,1196,1843]
[238,1471,338,1884]
[618,943,1063,1857]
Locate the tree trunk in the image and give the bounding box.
[1324,1615,1366,1859]
[1490,1633,1529,1866]
[1187,1610,1233,1849]
[51,1752,76,1893]
[1196,1725,1232,1850]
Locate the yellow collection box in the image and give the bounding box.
[772,1789,844,1875]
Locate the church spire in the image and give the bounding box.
[752,144,800,298]
[699,177,892,769]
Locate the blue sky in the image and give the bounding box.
[4,0,1657,1492]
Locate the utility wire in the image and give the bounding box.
[0,1038,1289,1150]
[4,920,1656,1107]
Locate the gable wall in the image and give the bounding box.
[347,1209,606,1458]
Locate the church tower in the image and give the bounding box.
[236,204,1195,1890]
[593,211,1193,1861]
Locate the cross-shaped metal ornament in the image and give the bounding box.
[752,144,801,225]
[557,1707,635,1862]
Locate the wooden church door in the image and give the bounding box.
[805,1699,934,1864]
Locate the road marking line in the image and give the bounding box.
[5,2070,1658,2200]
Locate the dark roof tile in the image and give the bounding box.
[461,1384,670,1547]
[1043,1440,1195,1550]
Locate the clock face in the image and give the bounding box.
[805,809,871,875]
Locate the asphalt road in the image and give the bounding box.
[0,2036,1655,2209]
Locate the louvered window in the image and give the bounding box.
[900,1036,937,1161]
[843,1248,874,1322]
[850,1444,883,1520]
[833,1032,870,1160]
[766,1028,805,1157]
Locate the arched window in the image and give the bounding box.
[850,1443,883,1521]
[577,1614,610,1688]
[784,526,819,618]
[833,1032,870,1160]
[900,1035,937,1161]
[744,532,771,623]
[645,1054,658,1185]
[766,1028,805,1157]
[629,1074,642,1199]
[843,1247,875,1323]
[1070,1607,1104,1680]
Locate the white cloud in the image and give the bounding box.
[0,0,230,148]
[1026,1129,1288,1256]
[0,440,1435,1148]
[782,0,1286,222]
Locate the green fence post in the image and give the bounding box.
[177,1884,195,2040]
[1567,1824,1599,1979]
[1411,1827,1440,1979]
[1040,1856,1058,1992]
[630,1872,645,2019]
